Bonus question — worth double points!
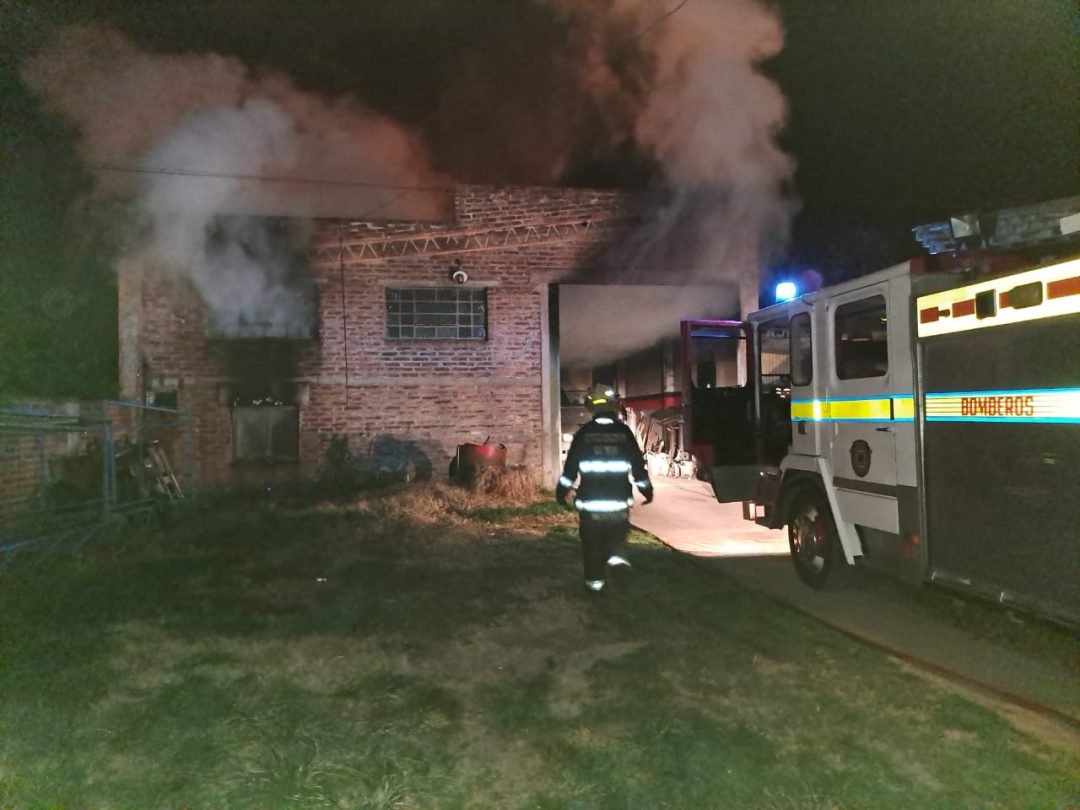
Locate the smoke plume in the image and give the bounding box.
[551,0,794,364]
[560,284,739,369]
[21,25,450,335]
[21,2,793,353]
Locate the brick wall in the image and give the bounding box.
[0,402,93,519]
[0,434,46,515]
[128,185,643,489]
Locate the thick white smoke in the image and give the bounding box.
[21,26,450,335]
[22,4,793,353]
[133,100,314,335]
[560,284,739,369]
[554,0,794,257]
[553,0,794,365]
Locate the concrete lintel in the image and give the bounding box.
[175,376,539,388]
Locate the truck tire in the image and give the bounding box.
[787,485,853,590]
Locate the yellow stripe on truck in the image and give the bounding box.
[892,396,915,420]
[828,398,892,420]
[791,397,913,422]
[794,391,1080,424]
[790,400,826,421]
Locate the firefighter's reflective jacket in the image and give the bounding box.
[558,416,652,512]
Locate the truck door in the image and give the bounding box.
[826,288,901,533]
[787,308,818,459]
[679,319,756,501]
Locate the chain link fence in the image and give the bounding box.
[0,400,194,567]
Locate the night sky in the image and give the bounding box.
[2,0,1077,395]
[771,0,1078,282]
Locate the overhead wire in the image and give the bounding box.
[81,1,687,406]
[83,2,694,196]
[635,0,691,38]
[93,158,420,405]
[87,162,454,194]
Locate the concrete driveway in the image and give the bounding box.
[632,477,1080,725]
[630,475,788,558]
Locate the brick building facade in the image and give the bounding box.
[119,185,644,490]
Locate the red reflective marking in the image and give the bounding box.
[959,395,1036,418]
[998,291,1010,308]
[919,307,939,324]
[952,299,976,317]
[1046,276,1080,300]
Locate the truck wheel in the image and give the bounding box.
[787,486,852,590]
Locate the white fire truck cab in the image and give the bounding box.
[683,198,1080,624]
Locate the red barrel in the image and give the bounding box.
[453,442,507,481]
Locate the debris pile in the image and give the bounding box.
[470,465,536,502]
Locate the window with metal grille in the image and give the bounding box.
[385,287,487,339]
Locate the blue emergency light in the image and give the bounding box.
[775,281,798,302]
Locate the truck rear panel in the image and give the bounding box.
[916,258,1080,623]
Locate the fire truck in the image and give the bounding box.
[682,197,1080,624]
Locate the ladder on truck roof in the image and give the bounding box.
[913,196,1080,256]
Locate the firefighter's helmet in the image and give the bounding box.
[585,383,619,413]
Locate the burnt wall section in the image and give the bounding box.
[125,185,642,488]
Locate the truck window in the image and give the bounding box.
[835,296,888,379]
[759,318,791,392]
[790,313,812,385]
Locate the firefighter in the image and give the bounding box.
[556,383,653,593]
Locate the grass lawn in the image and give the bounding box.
[1,485,1076,809]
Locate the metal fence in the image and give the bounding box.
[0,400,195,565]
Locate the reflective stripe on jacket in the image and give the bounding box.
[560,415,651,511]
